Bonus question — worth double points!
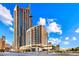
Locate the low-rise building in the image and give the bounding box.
[0,36,5,52]
[0,35,11,52]
[55,45,60,51]
[5,43,11,52]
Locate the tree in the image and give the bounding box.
[52,45,55,50]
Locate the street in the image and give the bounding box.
[0,52,79,56]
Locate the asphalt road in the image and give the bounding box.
[0,52,79,56]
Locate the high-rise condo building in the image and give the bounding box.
[14,5,32,51]
[26,25,47,45]
[24,25,48,51]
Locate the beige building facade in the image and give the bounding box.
[20,25,48,51]
[0,36,5,51]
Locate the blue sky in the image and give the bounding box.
[0,3,79,48]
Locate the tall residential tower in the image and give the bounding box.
[14,5,32,51]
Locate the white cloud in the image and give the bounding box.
[38,17,46,25]
[48,38,61,45]
[63,41,69,45]
[65,37,69,40]
[9,27,14,32]
[47,22,62,34]
[75,28,79,33]
[47,19,54,24]
[63,37,76,45]
[0,4,13,26]
[38,17,62,34]
[72,37,77,41]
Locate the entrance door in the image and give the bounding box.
[32,48,35,51]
